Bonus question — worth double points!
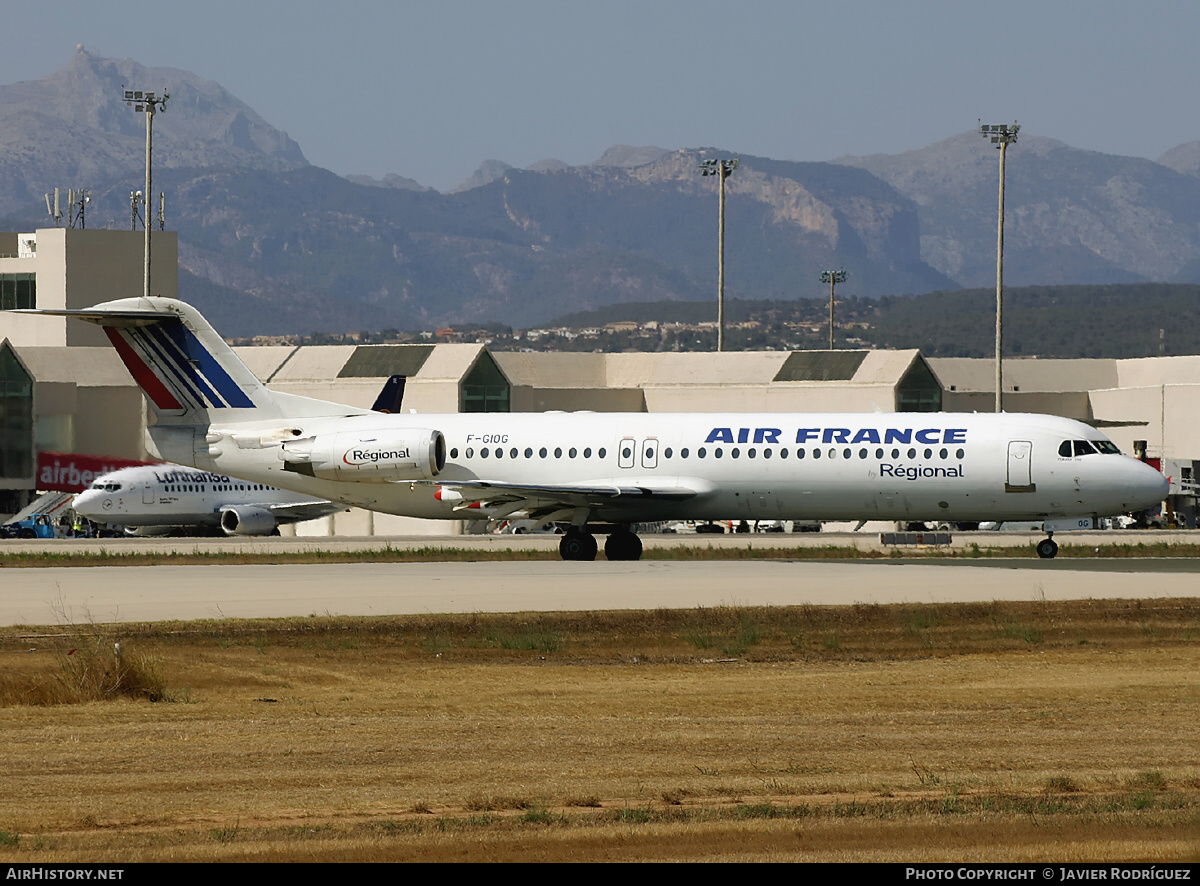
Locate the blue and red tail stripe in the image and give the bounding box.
[155,320,253,407]
[136,323,229,408]
[104,318,254,411]
[104,327,184,411]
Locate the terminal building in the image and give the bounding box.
[2,227,1196,529]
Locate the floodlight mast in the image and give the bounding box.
[123,88,169,299]
[700,156,739,351]
[820,269,847,349]
[980,121,1018,413]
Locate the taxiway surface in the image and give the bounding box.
[3,557,1198,627]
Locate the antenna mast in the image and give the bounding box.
[122,87,169,299]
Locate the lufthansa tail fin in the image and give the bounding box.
[371,375,406,413]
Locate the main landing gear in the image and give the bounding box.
[558,526,643,561]
[1036,532,1059,559]
[559,528,597,561]
[603,527,643,561]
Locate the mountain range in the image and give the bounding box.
[2,49,1199,336]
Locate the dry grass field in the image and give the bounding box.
[0,599,1198,862]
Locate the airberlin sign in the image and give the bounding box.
[37,451,154,493]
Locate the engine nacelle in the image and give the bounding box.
[220,505,279,536]
[280,427,446,482]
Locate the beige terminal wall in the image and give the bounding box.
[0,229,177,348]
[640,383,901,414]
[282,509,463,537]
[1090,385,1200,461]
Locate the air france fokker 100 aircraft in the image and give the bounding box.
[73,463,343,536]
[22,297,1167,560]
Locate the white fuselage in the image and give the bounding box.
[181,410,1167,525]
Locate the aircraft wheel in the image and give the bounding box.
[1036,538,1059,559]
[604,529,643,561]
[559,530,597,561]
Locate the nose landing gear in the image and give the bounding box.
[1036,532,1059,559]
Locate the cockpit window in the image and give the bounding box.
[90,481,121,491]
[1061,439,1111,457]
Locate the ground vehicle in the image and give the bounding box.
[1,513,59,539]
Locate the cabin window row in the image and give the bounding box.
[452,447,608,460]
[663,446,967,461]
[449,445,967,462]
[162,484,272,493]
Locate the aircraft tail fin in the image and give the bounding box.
[18,297,344,424]
[371,375,407,413]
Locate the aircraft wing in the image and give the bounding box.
[256,500,346,523]
[428,478,707,520]
[440,479,701,501]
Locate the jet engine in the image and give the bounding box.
[280,428,446,482]
[220,505,279,536]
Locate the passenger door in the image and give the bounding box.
[1005,440,1036,492]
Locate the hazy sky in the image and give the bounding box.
[3,0,1197,191]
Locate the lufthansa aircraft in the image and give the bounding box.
[73,463,343,536]
[21,297,1167,560]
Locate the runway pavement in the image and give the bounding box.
[2,555,1197,628]
[1,527,1197,557]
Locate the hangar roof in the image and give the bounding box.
[259,345,356,382]
[492,351,608,388]
[232,346,295,382]
[1114,355,1200,389]
[928,357,1118,393]
[256,342,495,384]
[12,347,133,387]
[405,343,493,382]
[494,349,928,389]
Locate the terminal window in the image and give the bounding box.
[461,352,510,413]
[0,343,33,479]
[0,274,36,310]
[896,360,942,412]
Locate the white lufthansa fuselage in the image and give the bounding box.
[73,464,336,534]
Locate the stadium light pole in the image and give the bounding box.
[700,156,739,351]
[980,121,1018,413]
[821,269,847,349]
[123,88,169,300]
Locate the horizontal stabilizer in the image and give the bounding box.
[12,307,178,327]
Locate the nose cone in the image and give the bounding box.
[1125,457,1169,510]
[72,489,103,519]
